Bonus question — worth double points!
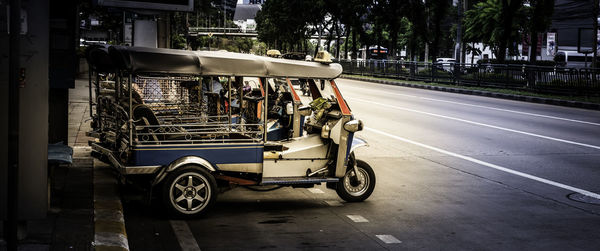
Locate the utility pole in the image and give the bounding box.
[593,0,598,68]
[456,0,463,63]
[7,0,21,250]
[186,13,189,49]
[424,0,429,62]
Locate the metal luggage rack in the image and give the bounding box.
[134,123,264,145]
[129,75,265,145]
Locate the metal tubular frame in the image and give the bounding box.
[93,73,267,148]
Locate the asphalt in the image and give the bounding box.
[121,78,600,250]
[4,76,598,250]
[341,75,600,110]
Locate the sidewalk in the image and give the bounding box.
[2,78,126,251]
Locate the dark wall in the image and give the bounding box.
[551,0,596,47]
[0,0,8,221]
[49,0,77,144]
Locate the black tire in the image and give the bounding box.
[162,165,217,218]
[336,159,376,202]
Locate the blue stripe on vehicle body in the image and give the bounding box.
[131,144,264,167]
[345,132,355,164]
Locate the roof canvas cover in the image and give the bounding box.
[97,46,342,79]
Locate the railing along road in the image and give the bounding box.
[339,60,600,96]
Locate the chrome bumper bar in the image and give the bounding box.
[90,142,161,175]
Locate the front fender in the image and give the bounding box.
[350,136,369,154]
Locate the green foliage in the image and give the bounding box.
[537,79,587,88]
[525,0,555,63]
[527,0,555,32]
[464,0,529,60]
[464,0,503,53]
[255,0,319,51]
[252,41,268,55]
[171,34,187,49]
[417,68,453,78]
[531,60,556,67]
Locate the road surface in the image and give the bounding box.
[122,78,600,250]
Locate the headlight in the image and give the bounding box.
[343,119,364,132]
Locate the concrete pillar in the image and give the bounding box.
[18,0,50,220]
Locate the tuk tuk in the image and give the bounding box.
[86,46,375,217]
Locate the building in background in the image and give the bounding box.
[541,0,599,67]
[243,0,265,5]
[233,3,261,32]
[215,0,238,21]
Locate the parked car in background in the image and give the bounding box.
[435,58,456,72]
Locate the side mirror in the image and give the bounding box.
[343,119,364,132]
[298,105,312,116]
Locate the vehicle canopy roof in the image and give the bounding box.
[87,46,342,79]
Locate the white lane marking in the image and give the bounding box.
[324,200,343,206]
[367,127,600,200]
[419,97,600,126]
[376,234,402,244]
[308,188,325,194]
[170,220,201,251]
[351,98,600,151]
[343,85,600,126]
[347,215,369,222]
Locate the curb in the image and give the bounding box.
[341,75,600,111]
[93,159,130,251]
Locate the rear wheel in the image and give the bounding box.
[336,160,376,202]
[162,166,217,217]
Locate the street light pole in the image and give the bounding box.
[593,0,598,68]
[6,0,21,250]
[456,0,463,63]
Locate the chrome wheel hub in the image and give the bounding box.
[343,168,369,196]
[169,172,210,214]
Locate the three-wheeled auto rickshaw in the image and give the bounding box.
[86,46,375,217]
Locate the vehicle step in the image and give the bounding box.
[261,177,339,185]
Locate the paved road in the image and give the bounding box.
[123,78,600,250]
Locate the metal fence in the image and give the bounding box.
[338,60,600,95]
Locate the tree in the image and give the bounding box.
[464,0,503,54]
[498,0,525,63]
[336,0,372,59]
[465,42,482,65]
[464,0,527,61]
[526,0,555,63]
[255,0,317,52]
[426,0,452,61]
[406,0,428,60]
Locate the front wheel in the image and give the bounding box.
[162,166,217,218]
[336,159,376,202]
